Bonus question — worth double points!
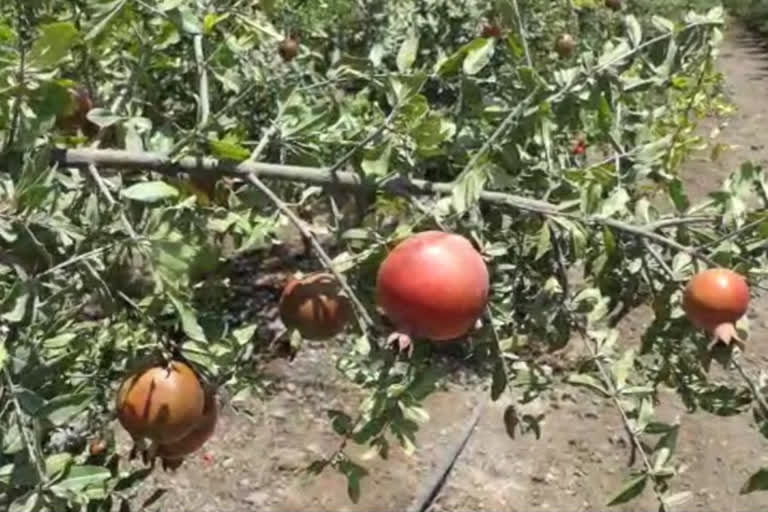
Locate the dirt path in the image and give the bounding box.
[127,22,768,512]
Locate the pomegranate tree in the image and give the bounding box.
[682,268,750,351]
[375,231,490,355]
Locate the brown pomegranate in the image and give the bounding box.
[156,387,218,469]
[55,86,96,135]
[279,37,299,62]
[683,268,750,350]
[555,33,577,58]
[116,360,205,444]
[605,0,622,11]
[376,230,489,353]
[279,272,352,340]
[481,23,503,39]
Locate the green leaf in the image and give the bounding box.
[491,359,507,400]
[452,167,488,214]
[1,281,30,323]
[463,37,495,75]
[49,465,111,499]
[0,344,7,371]
[85,0,128,41]
[8,490,43,512]
[339,459,368,503]
[28,22,79,68]
[625,15,642,48]
[36,392,95,427]
[168,293,207,342]
[157,0,185,11]
[599,187,630,218]
[652,15,675,33]
[86,108,123,128]
[741,468,768,494]
[208,138,250,161]
[361,141,392,177]
[396,33,420,72]
[667,178,690,212]
[327,410,353,436]
[121,181,179,203]
[567,374,611,397]
[612,348,635,391]
[535,222,552,260]
[607,474,647,506]
[635,397,654,433]
[652,424,679,471]
[232,324,257,346]
[45,453,74,479]
[598,39,631,69]
[400,403,430,424]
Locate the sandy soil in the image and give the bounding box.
[119,22,768,512]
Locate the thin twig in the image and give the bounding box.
[3,368,47,486]
[87,164,138,239]
[456,88,540,182]
[193,34,210,128]
[3,0,27,152]
[732,357,768,418]
[245,173,375,333]
[642,239,676,281]
[509,0,533,68]
[701,214,768,250]
[575,327,669,512]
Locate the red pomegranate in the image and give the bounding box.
[682,268,750,351]
[376,231,490,353]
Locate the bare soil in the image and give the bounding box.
[120,23,768,512]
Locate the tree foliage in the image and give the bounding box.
[2,0,768,510]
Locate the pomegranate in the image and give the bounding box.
[156,388,218,470]
[605,0,622,11]
[88,438,108,457]
[376,231,490,354]
[481,23,503,39]
[116,360,206,444]
[55,86,97,136]
[279,272,352,340]
[555,34,576,58]
[279,37,299,62]
[683,268,750,351]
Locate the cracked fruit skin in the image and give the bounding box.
[116,360,205,444]
[157,388,217,462]
[279,272,352,340]
[375,231,490,341]
[683,268,749,347]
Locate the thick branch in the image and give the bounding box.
[51,147,717,264]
